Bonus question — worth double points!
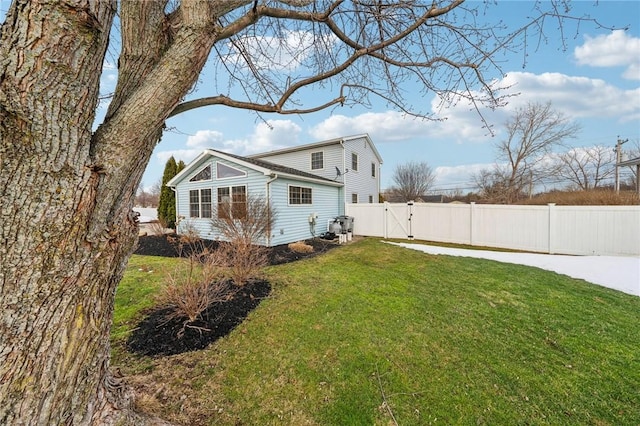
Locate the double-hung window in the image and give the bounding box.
[351,152,359,171]
[289,185,312,205]
[217,185,247,219]
[189,189,212,218]
[311,151,323,170]
[371,162,376,178]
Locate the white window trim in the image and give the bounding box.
[216,184,247,219]
[351,152,359,172]
[310,151,324,171]
[189,188,212,218]
[215,161,247,181]
[288,184,313,206]
[189,164,213,182]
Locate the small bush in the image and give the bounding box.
[170,223,213,261]
[288,241,314,254]
[207,194,275,285]
[146,221,166,236]
[160,230,230,336]
[159,261,233,338]
[160,277,229,322]
[208,240,269,286]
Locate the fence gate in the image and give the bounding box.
[384,201,414,239]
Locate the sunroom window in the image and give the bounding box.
[217,185,247,219]
[189,189,212,218]
[189,165,211,182]
[216,162,246,179]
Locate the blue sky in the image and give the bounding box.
[4,1,638,192]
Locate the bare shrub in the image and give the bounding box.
[211,194,275,246]
[206,240,268,286]
[209,194,275,285]
[146,221,166,236]
[288,241,314,254]
[158,256,232,337]
[159,227,231,336]
[170,221,212,261]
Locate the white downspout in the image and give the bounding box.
[170,186,179,233]
[266,174,278,246]
[339,140,346,215]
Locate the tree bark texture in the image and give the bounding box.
[0,1,222,424]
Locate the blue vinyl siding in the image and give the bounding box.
[174,153,341,246]
[267,177,341,246]
[176,157,267,241]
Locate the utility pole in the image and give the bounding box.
[614,137,628,193]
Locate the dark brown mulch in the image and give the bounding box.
[127,234,340,356]
[126,279,271,357]
[133,233,339,265]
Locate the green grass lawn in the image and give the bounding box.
[112,238,640,425]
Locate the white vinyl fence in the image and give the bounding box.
[346,202,640,256]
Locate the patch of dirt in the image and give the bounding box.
[128,235,340,356]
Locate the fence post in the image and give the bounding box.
[407,200,414,240]
[548,203,556,254]
[383,201,389,239]
[469,202,476,246]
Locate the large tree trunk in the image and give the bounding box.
[0,1,221,424]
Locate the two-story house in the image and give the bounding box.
[252,134,383,205]
[166,134,383,246]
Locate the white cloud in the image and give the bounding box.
[156,149,202,164]
[574,30,640,80]
[155,119,302,165]
[311,69,639,149]
[433,164,491,192]
[309,111,434,143]
[498,72,640,120]
[186,129,224,147]
[247,120,302,153]
[429,71,639,137]
[221,119,302,155]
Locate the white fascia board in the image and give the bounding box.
[250,137,346,158]
[166,151,211,187]
[276,172,344,187]
[206,149,273,175]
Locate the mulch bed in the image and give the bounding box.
[127,234,340,356]
[127,279,271,357]
[133,233,339,266]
